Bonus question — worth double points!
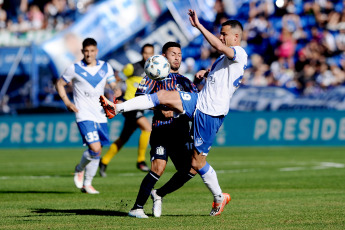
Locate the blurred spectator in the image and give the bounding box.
[282,9,306,40]
[335,25,345,51]
[276,27,296,69]
[0,94,10,114]
[330,64,345,85]
[315,62,336,89]
[0,0,6,29]
[321,29,337,54]
[27,4,44,30]
[8,12,31,33]
[244,53,270,87]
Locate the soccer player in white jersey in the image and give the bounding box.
[100,10,247,215]
[56,38,117,194]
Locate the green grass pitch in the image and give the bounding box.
[0,147,344,229]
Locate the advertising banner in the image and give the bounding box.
[230,86,345,111]
[2,111,345,148]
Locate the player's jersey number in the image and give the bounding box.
[181,93,191,101]
[85,131,100,143]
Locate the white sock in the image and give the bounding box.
[84,158,100,186]
[76,150,91,172]
[198,162,223,203]
[116,94,157,113]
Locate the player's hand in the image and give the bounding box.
[188,9,200,28]
[195,69,210,79]
[66,102,78,113]
[161,110,174,118]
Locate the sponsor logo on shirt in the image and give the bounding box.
[208,75,215,84]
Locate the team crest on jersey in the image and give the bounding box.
[140,79,146,85]
[99,70,105,77]
[156,146,165,155]
[195,138,203,147]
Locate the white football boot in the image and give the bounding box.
[128,209,149,218]
[151,190,162,217]
[74,165,84,189]
[81,185,100,194]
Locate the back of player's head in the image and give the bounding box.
[82,38,97,48]
[162,42,181,54]
[141,43,154,54]
[222,20,243,32]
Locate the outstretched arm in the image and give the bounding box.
[188,9,235,59]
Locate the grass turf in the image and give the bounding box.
[0,147,344,229]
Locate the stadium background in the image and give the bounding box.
[1,0,345,148]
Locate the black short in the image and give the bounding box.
[150,124,193,172]
[119,110,145,142]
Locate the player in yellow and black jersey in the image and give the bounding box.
[99,44,154,176]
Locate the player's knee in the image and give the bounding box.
[151,160,166,176]
[88,148,101,159]
[191,155,206,170]
[191,160,202,170]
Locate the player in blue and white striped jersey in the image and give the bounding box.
[128,42,199,218]
[56,38,118,194]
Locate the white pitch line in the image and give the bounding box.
[0,175,61,180]
[279,162,345,172]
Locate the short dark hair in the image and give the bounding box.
[162,41,181,54]
[82,38,97,48]
[222,20,243,31]
[141,43,154,53]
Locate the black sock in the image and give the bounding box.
[156,171,195,197]
[132,171,160,210]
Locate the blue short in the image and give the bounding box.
[178,91,198,119]
[193,110,224,155]
[179,92,224,155]
[77,121,110,146]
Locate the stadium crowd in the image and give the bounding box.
[0,0,96,32]
[185,0,345,96]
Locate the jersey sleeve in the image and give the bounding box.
[106,63,116,84]
[61,64,75,83]
[230,46,248,66]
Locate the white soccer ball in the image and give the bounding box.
[144,55,170,81]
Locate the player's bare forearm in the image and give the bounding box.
[188,9,235,58]
[189,10,223,50]
[55,78,78,112]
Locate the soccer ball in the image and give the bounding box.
[144,55,170,81]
